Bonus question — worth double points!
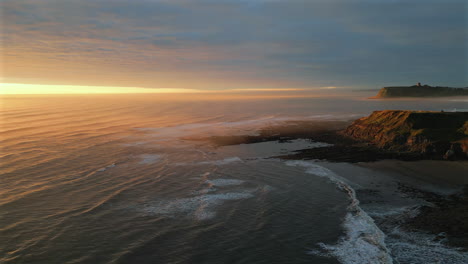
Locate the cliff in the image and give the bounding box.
[342,110,468,159]
[374,86,468,98]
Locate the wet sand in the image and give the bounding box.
[359,160,468,186]
[359,160,468,249]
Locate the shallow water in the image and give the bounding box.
[1,92,467,263]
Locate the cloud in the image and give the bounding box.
[1,0,466,89]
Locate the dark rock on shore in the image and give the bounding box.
[373,85,468,98]
[275,140,424,163]
[197,111,468,163]
[399,184,468,249]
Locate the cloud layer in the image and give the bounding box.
[1,0,466,89]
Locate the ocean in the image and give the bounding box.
[1,91,467,264]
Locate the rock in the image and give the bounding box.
[341,110,468,159]
[444,149,455,160]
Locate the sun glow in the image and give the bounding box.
[0,83,202,94]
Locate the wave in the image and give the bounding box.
[141,191,255,221]
[138,154,162,165]
[285,160,393,264]
[197,157,242,166]
[97,163,116,172]
[206,179,245,187]
[385,228,468,264]
[175,157,242,166]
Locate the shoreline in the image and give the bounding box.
[194,120,468,250]
[199,119,467,163]
[359,160,468,250]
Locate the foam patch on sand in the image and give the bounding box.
[286,160,393,264]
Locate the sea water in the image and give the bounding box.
[1,91,467,264]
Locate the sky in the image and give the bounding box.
[1,0,467,93]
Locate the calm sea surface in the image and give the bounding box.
[1,92,467,264]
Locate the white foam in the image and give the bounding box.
[206,179,245,187]
[200,172,211,177]
[198,157,242,165]
[138,154,162,164]
[285,160,351,183]
[175,157,242,166]
[194,209,216,221]
[287,160,393,264]
[191,187,217,195]
[386,228,468,264]
[142,191,255,220]
[316,212,393,264]
[366,206,419,218]
[287,160,332,177]
[97,163,115,172]
[289,160,468,263]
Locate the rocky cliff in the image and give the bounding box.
[342,110,468,159]
[374,86,468,98]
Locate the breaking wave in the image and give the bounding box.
[285,160,393,264]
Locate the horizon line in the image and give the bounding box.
[0,83,349,95]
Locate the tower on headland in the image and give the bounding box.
[417,82,422,87]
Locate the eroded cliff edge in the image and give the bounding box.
[342,110,468,159]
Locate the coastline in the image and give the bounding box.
[359,160,468,186]
[196,119,468,251]
[359,160,468,249]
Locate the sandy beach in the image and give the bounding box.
[359,160,468,186]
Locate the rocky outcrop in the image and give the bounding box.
[374,86,468,98]
[342,110,468,159]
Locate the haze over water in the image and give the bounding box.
[2,92,468,264]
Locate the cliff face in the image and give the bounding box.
[342,110,468,159]
[375,86,468,98]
